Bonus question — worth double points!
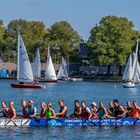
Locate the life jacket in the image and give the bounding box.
[2,108,9,117]
[114,106,123,117]
[59,106,67,118]
[7,109,14,118]
[130,107,140,118]
[28,106,35,116]
[80,107,90,119]
[91,108,98,118]
[45,109,53,118]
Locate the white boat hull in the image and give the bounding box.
[123,82,135,88]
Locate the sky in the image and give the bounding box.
[0,0,140,40]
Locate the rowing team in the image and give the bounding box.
[0,99,139,120]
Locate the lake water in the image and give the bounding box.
[0,80,140,140]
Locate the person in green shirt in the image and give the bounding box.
[45,102,56,118]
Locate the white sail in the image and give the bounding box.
[122,39,140,83]
[122,54,133,81]
[33,48,41,78]
[57,57,68,79]
[45,46,57,80]
[17,32,34,82]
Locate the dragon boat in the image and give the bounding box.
[0,118,140,127]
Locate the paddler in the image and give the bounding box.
[125,101,132,117]
[40,102,47,118]
[45,102,56,118]
[0,101,9,117]
[70,100,81,118]
[98,101,109,119]
[129,101,140,118]
[7,101,17,119]
[21,100,28,118]
[80,101,92,120]
[90,102,98,118]
[56,100,67,118]
[28,100,37,118]
[113,99,126,118]
[107,101,114,116]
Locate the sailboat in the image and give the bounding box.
[33,48,41,81]
[57,57,68,80]
[41,46,57,83]
[122,40,140,88]
[11,32,45,88]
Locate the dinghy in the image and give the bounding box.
[11,32,45,89]
[122,40,140,88]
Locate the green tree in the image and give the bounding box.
[48,21,81,63]
[3,19,48,62]
[88,16,138,75]
[0,20,5,60]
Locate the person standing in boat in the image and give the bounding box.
[0,101,9,117]
[107,101,114,116]
[56,100,67,118]
[28,100,37,118]
[80,101,92,120]
[70,100,81,118]
[45,102,56,118]
[7,101,17,119]
[129,101,140,118]
[125,101,133,117]
[113,99,126,118]
[90,102,98,118]
[21,100,28,118]
[40,102,47,118]
[98,101,109,119]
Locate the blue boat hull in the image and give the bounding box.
[29,118,140,126]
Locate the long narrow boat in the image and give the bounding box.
[1,118,140,127]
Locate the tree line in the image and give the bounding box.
[0,16,140,75]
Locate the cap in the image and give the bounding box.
[91,102,97,107]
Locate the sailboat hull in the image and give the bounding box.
[39,80,58,83]
[123,82,135,88]
[11,83,46,89]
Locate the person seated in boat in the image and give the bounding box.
[7,101,17,119]
[0,101,9,117]
[34,76,39,85]
[107,101,114,116]
[129,101,140,118]
[98,101,109,119]
[113,99,126,118]
[28,100,37,118]
[40,102,47,118]
[21,100,28,118]
[125,101,133,117]
[90,102,98,118]
[70,100,81,118]
[56,100,67,118]
[80,101,92,120]
[45,102,56,118]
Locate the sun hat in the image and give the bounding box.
[91,102,97,107]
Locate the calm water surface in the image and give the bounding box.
[0,80,140,140]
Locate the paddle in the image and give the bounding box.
[82,118,97,126]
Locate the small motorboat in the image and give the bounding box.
[11,83,46,89]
